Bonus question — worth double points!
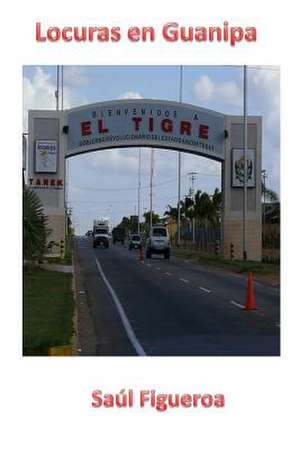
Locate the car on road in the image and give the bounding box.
[128,234,142,250]
[146,225,170,259]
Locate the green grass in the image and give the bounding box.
[23,267,74,355]
[43,255,72,265]
[172,248,279,275]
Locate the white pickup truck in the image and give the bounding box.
[146,225,171,259]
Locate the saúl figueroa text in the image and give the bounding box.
[91,389,225,412]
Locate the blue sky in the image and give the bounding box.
[23,65,280,234]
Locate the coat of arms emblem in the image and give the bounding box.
[234,156,253,184]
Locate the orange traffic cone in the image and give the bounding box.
[139,246,144,262]
[245,272,257,310]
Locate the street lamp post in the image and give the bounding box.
[177,65,183,247]
[242,65,248,260]
[22,133,28,178]
[188,171,198,245]
[55,66,59,110]
[138,148,142,234]
[262,169,267,246]
[150,149,154,231]
[61,65,64,110]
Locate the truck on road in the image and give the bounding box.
[93,219,110,249]
[112,227,126,245]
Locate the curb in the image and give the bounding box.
[71,258,79,355]
[37,262,73,273]
[72,239,97,355]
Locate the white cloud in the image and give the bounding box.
[270,149,280,192]
[23,67,56,130]
[194,75,215,101]
[249,67,279,92]
[248,67,280,129]
[194,75,242,107]
[194,68,280,114]
[23,66,88,131]
[63,66,89,87]
[193,68,280,193]
[217,80,242,107]
[88,148,140,175]
[247,68,280,191]
[118,91,143,99]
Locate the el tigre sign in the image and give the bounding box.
[66,100,226,160]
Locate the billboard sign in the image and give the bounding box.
[66,100,225,161]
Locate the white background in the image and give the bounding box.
[1,1,299,447]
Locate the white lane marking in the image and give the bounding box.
[199,286,211,294]
[230,300,245,309]
[95,257,146,356]
[180,278,189,283]
[165,272,172,276]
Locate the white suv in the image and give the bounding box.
[146,225,170,259]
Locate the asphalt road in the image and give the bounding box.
[75,236,280,356]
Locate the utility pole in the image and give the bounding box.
[55,66,60,110]
[61,65,64,110]
[177,65,183,247]
[188,171,198,245]
[138,148,142,234]
[22,132,28,186]
[149,149,154,231]
[60,65,67,239]
[242,65,248,260]
[262,169,267,246]
[188,171,198,197]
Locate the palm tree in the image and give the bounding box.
[164,204,179,221]
[194,191,210,224]
[261,184,280,224]
[194,190,221,250]
[143,211,160,226]
[210,188,222,228]
[163,189,223,249]
[181,196,195,222]
[262,185,279,203]
[24,186,51,260]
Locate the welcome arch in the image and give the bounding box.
[27,99,262,260]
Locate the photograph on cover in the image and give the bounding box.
[23,65,280,356]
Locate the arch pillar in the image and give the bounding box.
[222,116,262,261]
[27,110,67,254]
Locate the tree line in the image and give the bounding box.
[115,188,222,235]
[23,180,279,260]
[164,188,222,228]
